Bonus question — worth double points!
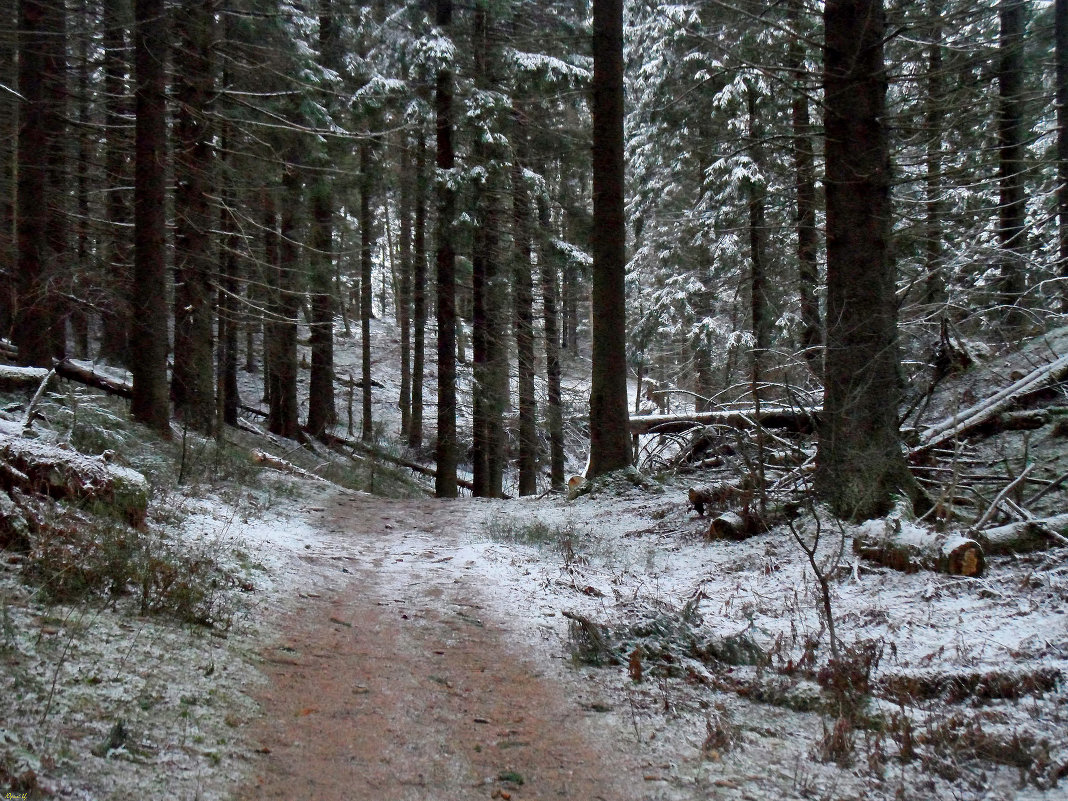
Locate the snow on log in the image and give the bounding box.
[250,449,329,483]
[913,353,1068,459]
[853,519,984,577]
[629,407,820,437]
[54,358,133,399]
[0,365,53,393]
[0,434,149,528]
[975,514,1068,555]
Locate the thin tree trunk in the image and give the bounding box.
[171,0,217,432]
[589,0,631,476]
[513,106,538,496]
[268,168,301,439]
[538,187,565,491]
[0,0,14,338]
[1057,0,1068,311]
[747,87,770,513]
[307,175,337,436]
[789,0,821,374]
[434,0,458,497]
[360,140,375,441]
[218,117,240,428]
[409,132,428,450]
[72,11,91,359]
[130,0,171,433]
[997,0,1027,329]
[922,4,945,305]
[398,131,413,439]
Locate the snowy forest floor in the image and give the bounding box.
[2,320,1067,800]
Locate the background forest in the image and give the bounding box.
[1,0,1066,502]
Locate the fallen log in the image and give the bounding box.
[974,514,1068,554]
[0,365,54,393]
[913,353,1068,460]
[853,520,984,577]
[54,359,133,399]
[629,407,820,437]
[250,449,329,483]
[0,433,149,528]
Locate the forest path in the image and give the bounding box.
[235,489,644,801]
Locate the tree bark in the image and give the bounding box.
[99,0,133,364]
[398,131,413,439]
[307,176,337,436]
[409,131,428,450]
[171,0,217,433]
[788,0,822,374]
[589,0,631,476]
[512,106,538,496]
[267,171,301,440]
[360,141,375,441]
[434,0,458,497]
[997,0,1027,328]
[130,0,171,434]
[538,185,565,492]
[14,0,65,367]
[816,0,917,520]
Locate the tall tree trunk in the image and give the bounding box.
[409,132,428,450]
[171,0,217,433]
[747,86,771,511]
[789,0,821,374]
[307,0,338,437]
[0,0,14,338]
[360,140,375,441]
[71,9,91,359]
[512,107,538,496]
[398,132,413,439]
[307,176,337,436]
[434,0,458,497]
[816,0,918,520]
[267,169,301,440]
[14,0,65,366]
[261,188,278,406]
[130,0,171,433]
[997,0,1027,329]
[922,4,945,305]
[1057,0,1068,311]
[538,187,565,492]
[471,1,507,498]
[589,0,631,476]
[218,116,240,428]
[99,0,132,364]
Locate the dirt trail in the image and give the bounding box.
[236,491,644,801]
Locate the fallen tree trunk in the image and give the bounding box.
[975,514,1068,554]
[0,434,149,528]
[0,365,54,393]
[317,431,482,495]
[913,354,1068,460]
[630,407,820,437]
[853,520,984,577]
[54,359,133,399]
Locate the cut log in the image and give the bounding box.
[975,514,1068,554]
[0,434,149,528]
[54,359,133,399]
[913,354,1068,460]
[629,407,820,437]
[853,520,984,577]
[0,365,54,393]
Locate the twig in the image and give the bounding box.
[22,367,56,432]
[971,463,1035,531]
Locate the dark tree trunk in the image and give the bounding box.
[261,188,278,405]
[997,0,1027,328]
[410,132,428,450]
[1057,0,1068,310]
[130,0,171,433]
[922,4,945,305]
[360,140,375,441]
[71,10,91,359]
[398,132,413,439]
[789,0,821,374]
[589,0,631,476]
[434,0,458,497]
[512,107,538,496]
[306,0,338,438]
[99,0,133,364]
[171,0,217,433]
[307,177,337,436]
[538,187,565,492]
[816,0,917,520]
[0,0,14,339]
[470,3,507,498]
[747,87,771,510]
[14,0,65,367]
[267,172,301,441]
[218,117,240,428]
